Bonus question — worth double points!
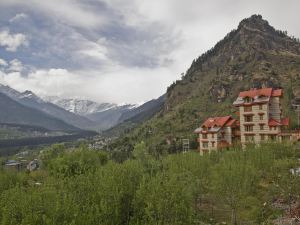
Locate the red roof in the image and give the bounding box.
[268,118,281,126]
[226,118,238,127]
[201,116,232,128]
[272,89,283,97]
[238,88,283,98]
[281,117,289,126]
[268,118,290,127]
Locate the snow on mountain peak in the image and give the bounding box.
[42,96,118,115]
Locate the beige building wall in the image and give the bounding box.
[269,96,282,121]
[199,126,233,154]
[239,97,282,144]
[199,133,218,154]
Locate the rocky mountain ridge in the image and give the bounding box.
[110,15,300,154]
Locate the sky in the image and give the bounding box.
[0,0,299,104]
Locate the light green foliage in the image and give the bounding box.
[0,142,299,224]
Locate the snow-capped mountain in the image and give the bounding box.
[0,84,94,129]
[0,84,165,132]
[43,96,119,116]
[0,83,24,100]
[0,84,44,103]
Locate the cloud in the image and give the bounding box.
[0,58,8,67]
[0,0,108,29]
[9,13,28,23]
[8,59,23,72]
[0,65,177,103]
[0,0,300,104]
[0,30,28,52]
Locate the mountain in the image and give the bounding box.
[43,96,116,116]
[0,93,79,131]
[110,15,300,154]
[0,84,93,129]
[86,104,137,131]
[85,94,165,133]
[118,95,166,123]
[103,95,166,137]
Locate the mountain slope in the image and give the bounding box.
[119,95,165,123]
[110,15,300,154]
[0,85,93,129]
[0,93,79,131]
[86,104,136,131]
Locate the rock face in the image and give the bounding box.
[165,15,300,111]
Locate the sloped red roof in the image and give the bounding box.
[239,88,273,98]
[268,117,290,126]
[281,117,289,126]
[268,118,281,126]
[238,88,283,98]
[226,118,238,127]
[202,116,232,128]
[272,89,283,97]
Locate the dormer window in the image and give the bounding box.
[244,97,252,103]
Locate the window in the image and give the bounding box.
[202,142,208,148]
[259,105,263,110]
[244,106,252,112]
[221,132,225,139]
[259,114,264,120]
[202,134,207,139]
[212,142,215,147]
[260,134,265,141]
[245,135,254,142]
[245,125,253,132]
[260,124,264,130]
[211,133,214,138]
[244,115,253,122]
[244,97,252,103]
[269,135,276,141]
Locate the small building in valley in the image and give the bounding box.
[195,87,298,154]
[4,160,21,171]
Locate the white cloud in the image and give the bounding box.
[9,13,28,23]
[0,58,8,67]
[0,65,178,103]
[0,0,108,29]
[8,59,23,72]
[77,39,108,61]
[1,0,300,104]
[0,30,28,52]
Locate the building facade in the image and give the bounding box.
[194,116,239,155]
[233,88,290,144]
[195,88,297,154]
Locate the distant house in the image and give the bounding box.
[195,116,239,155]
[4,160,21,171]
[27,159,39,172]
[195,87,298,153]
